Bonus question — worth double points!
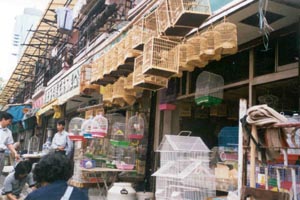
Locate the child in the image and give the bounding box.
[1,160,36,200]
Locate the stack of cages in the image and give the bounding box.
[101,84,113,107]
[80,64,100,94]
[194,71,224,107]
[152,132,216,200]
[112,77,136,107]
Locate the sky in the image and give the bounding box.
[0,0,49,83]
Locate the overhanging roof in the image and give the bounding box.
[0,0,77,106]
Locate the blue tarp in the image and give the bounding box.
[210,0,235,12]
[6,105,32,123]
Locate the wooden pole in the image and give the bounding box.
[238,98,247,199]
[250,125,258,188]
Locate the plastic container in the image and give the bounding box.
[136,192,154,200]
[107,182,136,200]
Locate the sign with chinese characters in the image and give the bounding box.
[44,66,81,104]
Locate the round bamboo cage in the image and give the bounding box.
[142,10,159,45]
[142,37,179,78]
[200,28,222,61]
[117,39,126,67]
[157,0,170,34]
[112,77,136,107]
[214,21,238,55]
[186,35,208,68]
[101,84,113,107]
[124,30,142,59]
[133,55,168,90]
[178,43,195,72]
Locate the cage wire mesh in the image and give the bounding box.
[195,71,224,107]
[214,19,238,55]
[133,54,168,90]
[142,37,179,78]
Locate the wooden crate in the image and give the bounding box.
[133,55,168,90]
[142,37,179,78]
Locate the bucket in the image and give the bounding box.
[107,182,136,200]
[136,192,154,200]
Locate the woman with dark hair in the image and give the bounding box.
[24,153,88,200]
[1,160,35,200]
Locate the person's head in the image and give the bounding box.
[14,160,32,180]
[0,112,13,128]
[33,153,72,185]
[56,119,65,132]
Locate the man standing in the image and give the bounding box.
[51,120,73,157]
[0,112,20,173]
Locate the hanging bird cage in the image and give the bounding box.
[125,73,134,90]
[98,54,117,85]
[117,39,126,67]
[127,113,145,140]
[110,122,129,147]
[124,30,142,59]
[142,10,159,45]
[131,18,145,50]
[80,64,100,95]
[143,37,179,78]
[91,113,108,138]
[91,59,99,83]
[115,146,136,170]
[178,43,195,72]
[200,28,222,61]
[101,84,113,107]
[214,20,238,55]
[168,0,211,29]
[112,77,136,107]
[157,0,170,35]
[195,71,224,107]
[27,135,40,154]
[97,55,105,81]
[109,46,119,75]
[81,117,95,139]
[115,39,133,77]
[186,35,208,68]
[133,55,168,90]
[105,113,126,139]
[68,117,85,141]
[103,51,112,77]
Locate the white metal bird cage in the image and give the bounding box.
[200,28,222,61]
[214,20,238,55]
[186,35,208,68]
[110,122,129,147]
[143,37,179,78]
[195,71,224,107]
[68,117,85,141]
[127,113,145,140]
[115,146,136,170]
[81,117,95,139]
[90,114,108,138]
[27,135,40,154]
[133,55,168,90]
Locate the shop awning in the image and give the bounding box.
[36,98,58,117]
[0,0,78,106]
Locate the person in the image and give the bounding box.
[0,112,20,174]
[1,160,36,200]
[24,153,88,200]
[9,143,20,166]
[50,120,73,157]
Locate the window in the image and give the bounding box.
[254,40,275,76]
[278,32,298,66]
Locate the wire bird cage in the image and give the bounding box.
[105,113,126,139]
[127,113,145,140]
[153,132,215,200]
[133,55,168,90]
[80,64,100,95]
[101,84,113,107]
[27,135,40,154]
[114,146,136,170]
[178,43,195,72]
[143,37,179,78]
[214,20,238,55]
[200,28,222,61]
[90,114,108,138]
[195,71,224,107]
[112,77,136,107]
[110,122,129,147]
[68,117,85,141]
[186,35,208,68]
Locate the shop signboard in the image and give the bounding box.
[32,95,44,109]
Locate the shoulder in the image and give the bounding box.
[4,173,15,182]
[71,187,88,199]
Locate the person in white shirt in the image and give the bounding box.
[0,112,20,174]
[51,120,73,157]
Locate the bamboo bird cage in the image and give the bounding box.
[186,34,208,68]
[124,30,142,60]
[112,77,136,107]
[131,18,145,50]
[178,43,195,72]
[142,37,179,78]
[101,84,113,107]
[80,64,100,95]
[214,20,238,55]
[200,27,222,61]
[133,55,168,90]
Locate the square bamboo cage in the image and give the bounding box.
[95,55,117,86]
[213,21,238,55]
[133,55,168,90]
[142,11,159,45]
[112,77,136,106]
[186,35,208,68]
[142,37,179,78]
[200,28,222,61]
[131,18,144,50]
[80,64,100,94]
[157,0,192,36]
[168,0,211,27]
[116,38,134,76]
[124,30,142,60]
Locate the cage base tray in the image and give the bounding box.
[195,96,222,107]
[134,82,166,91]
[110,140,130,147]
[143,67,177,78]
[175,12,210,27]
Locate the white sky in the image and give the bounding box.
[0,0,49,82]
